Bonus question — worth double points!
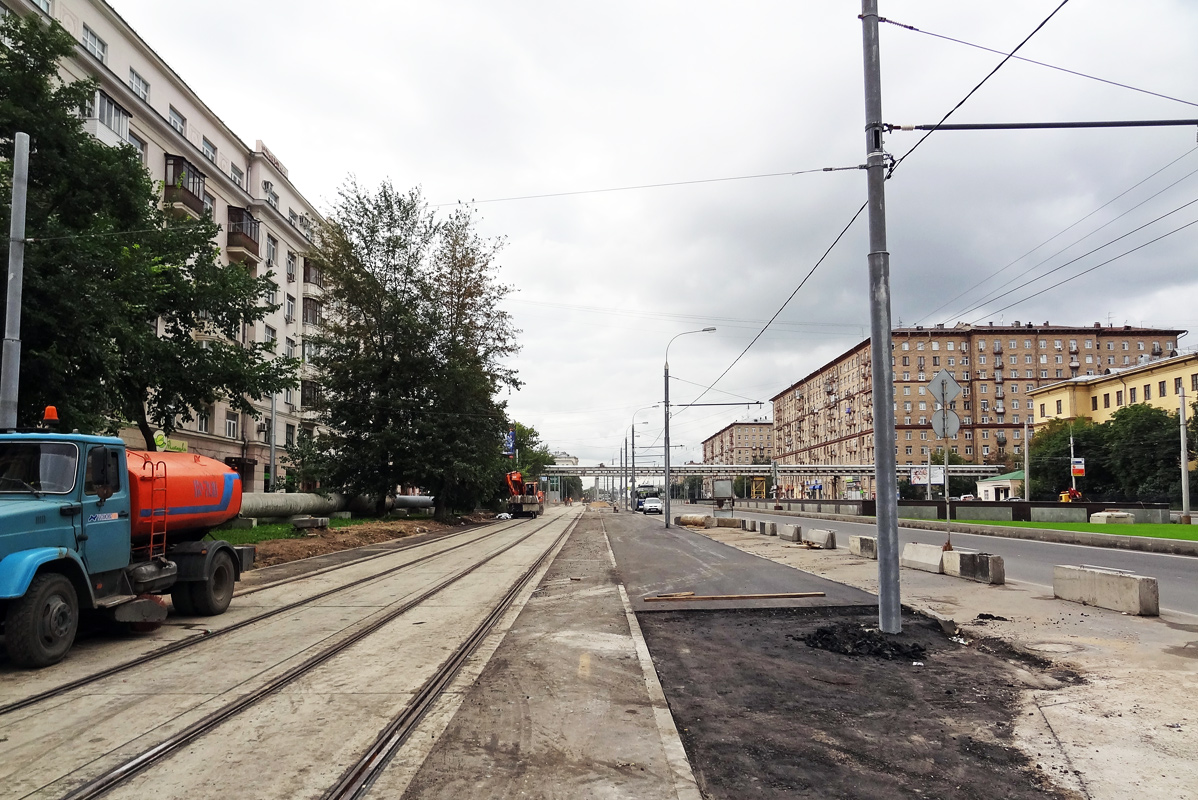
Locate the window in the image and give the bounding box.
[917,341,925,351]
[89,91,130,140]
[1122,341,1130,350]
[1039,340,1047,348]
[203,192,215,217]
[225,410,239,439]
[82,25,107,62]
[169,106,186,135]
[902,342,909,350]
[920,431,927,441]
[905,446,913,455]
[202,138,217,162]
[979,355,987,364]
[1176,377,1184,394]
[981,430,989,440]
[948,357,955,366]
[198,409,209,433]
[965,446,973,455]
[285,388,294,405]
[264,325,277,343]
[288,252,299,282]
[1192,374,1198,392]
[1040,370,1048,378]
[1012,399,1020,409]
[266,235,278,265]
[302,297,322,325]
[266,186,280,209]
[978,340,986,351]
[1167,341,1174,350]
[1055,399,1063,414]
[1013,445,1021,455]
[902,356,909,366]
[904,431,912,439]
[129,68,150,101]
[982,445,990,456]
[285,337,295,358]
[285,294,296,321]
[902,372,910,381]
[1102,393,1110,409]
[1040,403,1046,418]
[230,164,244,189]
[961,356,970,366]
[947,342,955,351]
[1129,387,1137,403]
[932,342,939,351]
[285,424,296,447]
[127,132,147,163]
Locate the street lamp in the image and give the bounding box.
[664,327,716,527]
[627,406,656,510]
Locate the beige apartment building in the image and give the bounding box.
[771,322,1186,499]
[700,417,773,496]
[5,0,326,491]
[1030,351,1198,427]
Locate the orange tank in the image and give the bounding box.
[126,450,243,539]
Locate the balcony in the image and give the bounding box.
[302,260,325,288]
[226,207,261,265]
[164,155,206,219]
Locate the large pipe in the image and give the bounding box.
[239,492,434,518]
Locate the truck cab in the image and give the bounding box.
[0,432,252,668]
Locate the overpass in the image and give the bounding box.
[542,463,1001,478]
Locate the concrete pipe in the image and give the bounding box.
[240,492,435,519]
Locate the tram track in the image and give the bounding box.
[0,516,521,717]
[56,511,576,800]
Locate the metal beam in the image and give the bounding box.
[543,463,1000,478]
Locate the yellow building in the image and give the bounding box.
[1030,352,1198,428]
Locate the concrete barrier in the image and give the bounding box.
[802,528,837,549]
[1090,511,1134,524]
[759,521,777,536]
[779,525,802,542]
[1053,565,1159,615]
[1031,506,1089,524]
[715,518,740,528]
[292,515,330,530]
[942,551,1005,585]
[901,542,944,574]
[849,535,877,559]
[747,519,758,532]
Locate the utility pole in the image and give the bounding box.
[1181,389,1191,525]
[926,444,933,500]
[1023,418,1030,500]
[631,425,637,508]
[1069,425,1076,492]
[1,132,30,430]
[861,0,902,634]
[269,393,277,491]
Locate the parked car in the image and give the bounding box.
[951,494,976,501]
[642,497,663,514]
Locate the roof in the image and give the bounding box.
[978,470,1025,483]
[1029,351,1198,395]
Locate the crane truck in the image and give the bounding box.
[0,409,255,667]
[504,471,544,518]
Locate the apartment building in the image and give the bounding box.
[4,0,325,491]
[770,322,1186,498]
[1030,351,1198,427]
[700,417,773,496]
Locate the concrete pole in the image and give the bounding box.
[861,0,902,633]
[1023,418,1030,499]
[269,393,277,492]
[1181,389,1191,525]
[631,425,636,508]
[1,133,30,430]
[1070,427,1076,492]
[926,443,932,500]
[664,361,671,526]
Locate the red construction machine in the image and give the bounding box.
[504,471,544,518]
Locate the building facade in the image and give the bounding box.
[5,0,325,491]
[700,416,773,496]
[1030,352,1198,427]
[770,322,1186,499]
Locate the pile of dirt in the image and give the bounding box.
[252,518,469,567]
[800,621,927,661]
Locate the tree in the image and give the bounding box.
[306,181,520,516]
[1104,404,1182,503]
[284,428,328,493]
[931,449,978,498]
[0,15,295,447]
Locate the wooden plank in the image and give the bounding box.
[642,591,826,603]
[654,591,695,598]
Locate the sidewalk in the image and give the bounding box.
[692,524,1198,799]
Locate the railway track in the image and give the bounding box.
[56,511,578,800]
[0,516,518,716]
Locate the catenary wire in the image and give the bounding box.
[914,145,1198,325]
[430,165,864,207]
[880,18,1198,110]
[886,0,1071,179]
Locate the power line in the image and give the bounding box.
[914,146,1198,325]
[980,214,1198,319]
[956,194,1198,320]
[880,18,1198,109]
[430,165,863,208]
[886,0,1071,179]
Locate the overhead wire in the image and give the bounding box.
[885,0,1072,179]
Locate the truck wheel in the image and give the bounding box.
[189,551,235,616]
[170,585,197,616]
[5,573,79,668]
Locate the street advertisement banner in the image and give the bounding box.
[909,466,946,486]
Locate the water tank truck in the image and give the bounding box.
[0,408,255,667]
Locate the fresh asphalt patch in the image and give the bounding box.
[636,607,1082,799]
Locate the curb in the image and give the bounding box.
[689,503,1198,558]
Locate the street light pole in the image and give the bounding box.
[664,328,716,528]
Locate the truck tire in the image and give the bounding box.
[170,584,197,616]
[188,551,234,616]
[5,573,79,668]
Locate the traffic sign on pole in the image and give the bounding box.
[928,369,962,406]
[930,409,960,439]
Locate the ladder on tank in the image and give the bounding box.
[143,458,169,559]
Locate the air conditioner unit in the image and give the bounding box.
[285,315,294,323]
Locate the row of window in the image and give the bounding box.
[898,337,1173,353]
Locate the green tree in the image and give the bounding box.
[284,427,328,493]
[1105,404,1182,503]
[0,15,295,447]
[931,448,979,498]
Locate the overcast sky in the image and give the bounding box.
[114,0,1198,471]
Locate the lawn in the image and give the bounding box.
[954,518,1198,541]
[210,514,433,546]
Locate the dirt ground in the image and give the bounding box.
[250,513,493,567]
[636,607,1082,800]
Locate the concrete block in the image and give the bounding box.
[1032,506,1089,523]
[779,525,802,542]
[715,518,740,528]
[961,505,1014,522]
[1090,511,1134,524]
[901,542,944,574]
[900,505,940,520]
[292,515,330,530]
[942,551,1005,585]
[330,511,352,520]
[1053,565,1159,616]
[849,535,878,559]
[760,521,778,536]
[802,528,837,549]
[227,517,257,529]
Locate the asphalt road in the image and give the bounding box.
[677,502,1198,617]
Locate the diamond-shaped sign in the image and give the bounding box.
[927,369,962,406]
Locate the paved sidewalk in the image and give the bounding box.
[691,524,1198,800]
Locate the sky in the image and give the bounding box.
[112,0,1198,472]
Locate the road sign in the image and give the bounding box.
[1071,458,1085,477]
[928,369,962,405]
[930,409,960,438]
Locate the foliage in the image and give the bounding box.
[306,181,519,518]
[283,427,328,492]
[0,15,295,448]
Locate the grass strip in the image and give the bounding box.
[212,514,433,546]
